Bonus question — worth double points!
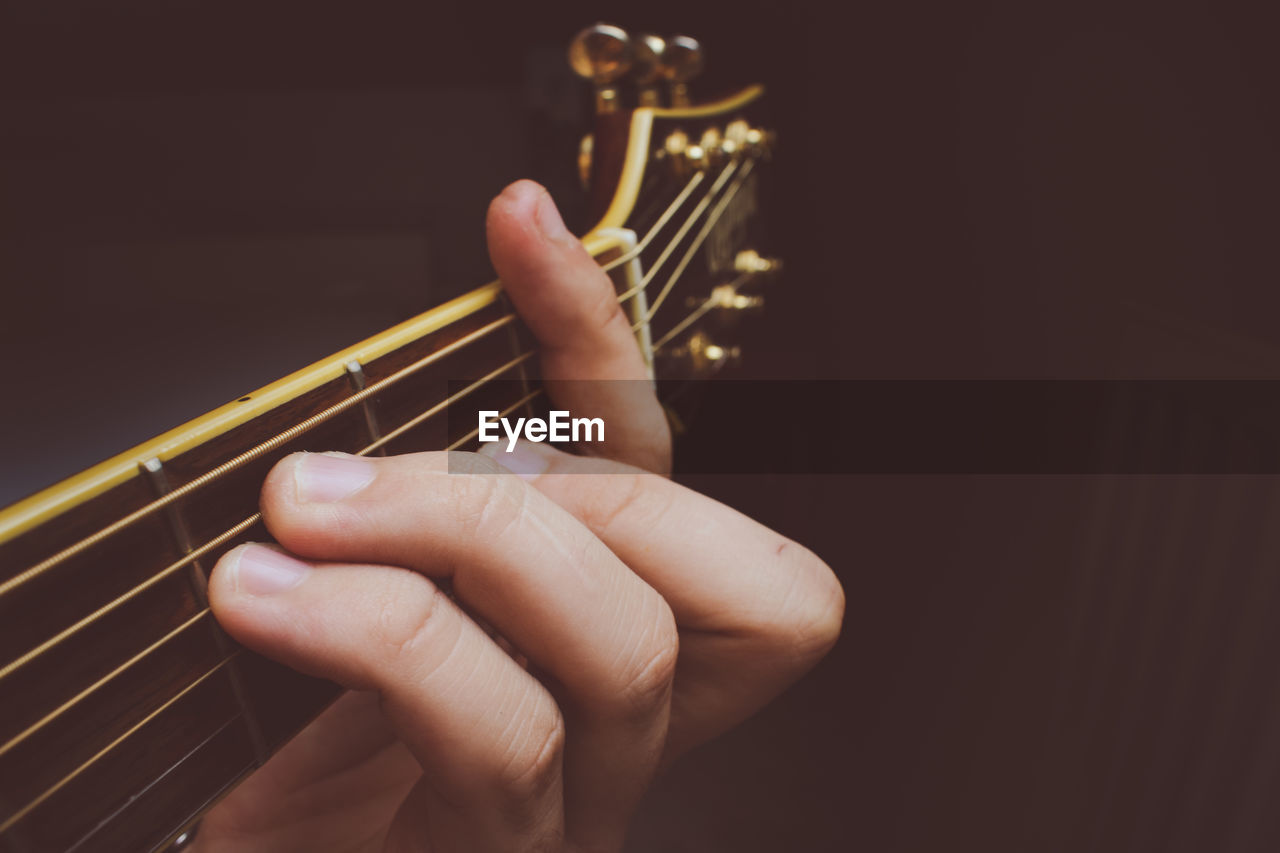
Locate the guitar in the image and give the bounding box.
[0,25,779,852]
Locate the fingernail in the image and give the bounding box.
[481,440,550,481]
[294,452,376,503]
[534,190,573,244]
[233,545,309,596]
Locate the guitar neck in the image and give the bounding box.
[0,79,774,849]
[0,274,552,851]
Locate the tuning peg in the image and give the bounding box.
[568,24,634,113]
[658,331,741,375]
[631,34,666,106]
[661,35,703,107]
[734,249,783,275]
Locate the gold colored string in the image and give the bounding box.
[598,171,706,273]
[0,159,756,793]
[646,158,757,321]
[0,281,734,828]
[633,160,739,298]
[0,609,209,759]
[1,158,743,594]
[0,648,243,835]
[0,314,520,597]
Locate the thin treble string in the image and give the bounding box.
[0,609,208,760]
[0,348,541,685]
[0,648,244,835]
[0,260,730,690]
[632,160,739,297]
[0,161,738,593]
[446,388,545,451]
[645,157,757,322]
[650,271,753,353]
[598,171,706,274]
[0,313,518,597]
[357,350,537,456]
[0,268,737,768]
[0,365,547,765]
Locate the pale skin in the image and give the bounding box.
[194,181,844,852]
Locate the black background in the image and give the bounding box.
[5,1,1280,850]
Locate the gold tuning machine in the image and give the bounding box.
[659,331,741,374]
[661,35,703,107]
[568,24,634,113]
[631,34,666,107]
[688,332,741,371]
[734,249,783,275]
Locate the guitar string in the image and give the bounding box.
[0,349,544,685]
[646,158,757,322]
[0,608,209,761]
[0,302,659,688]
[0,245,738,768]
[597,171,705,274]
[632,160,739,296]
[0,387,546,771]
[0,649,245,835]
[0,157,741,597]
[0,278,733,825]
[650,270,753,353]
[358,352,537,456]
[0,175,747,701]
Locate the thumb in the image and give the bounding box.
[486,180,670,474]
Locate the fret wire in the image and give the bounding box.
[0,645,242,835]
[2,160,744,594]
[0,609,210,759]
[0,159,748,713]
[645,158,757,322]
[0,155,762,841]
[446,388,546,451]
[358,349,537,456]
[0,313,519,596]
[0,280,727,789]
[0,272,711,686]
[0,349,540,682]
[599,170,706,273]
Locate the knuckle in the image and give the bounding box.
[452,471,529,544]
[582,472,660,536]
[369,574,449,670]
[493,694,565,803]
[447,450,505,477]
[612,599,680,717]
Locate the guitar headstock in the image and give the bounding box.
[569,24,782,380]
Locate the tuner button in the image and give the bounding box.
[734,249,783,275]
[632,33,666,106]
[568,24,634,113]
[708,284,765,311]
[662,35,704,107]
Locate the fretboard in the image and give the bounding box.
[0,281,545,852]
[0,81,772,845]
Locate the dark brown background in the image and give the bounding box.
[3,1,1280,850]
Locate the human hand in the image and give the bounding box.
[194,182,843,852]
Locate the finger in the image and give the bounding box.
[208,545,564,852]
[483,441,846,756]
[487,180,671,473]
[256,450,679,849]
